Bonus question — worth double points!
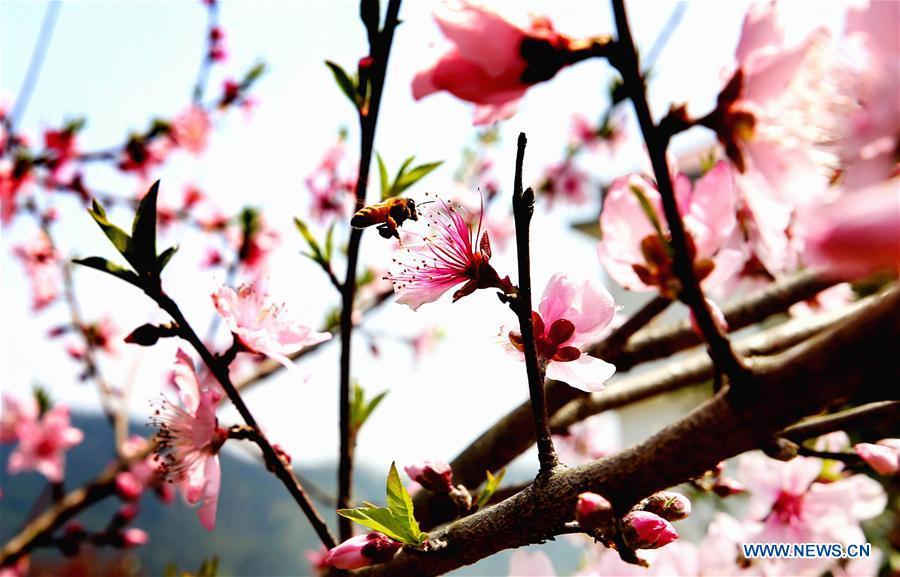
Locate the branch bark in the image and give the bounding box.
[338,0,403,540]
[355,288,900,576]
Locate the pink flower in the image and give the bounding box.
[0,158,34,223]
[325,532,402,570]
[211,281,331,369]
[539,161,590,207]
[115,435,168,502]
[172,106,211,155]
[855,440,899,476]
[714,1,840,207]
[150,349,226,530]
[571,112,626,158]
[305,137,356,224]
[505,273,617,392]
[386,197,513,310]
[622,510,679,550]
[508,550,557,576]
[0,394,38,443]
[118,135,171,177]
[43,127,78,180]
[800,177,900,279]
[552,412,620,465]
[7,405,84,482]
[409,327,444,362]
[597,163,743,298]
[835,0,899,190]
[413,2,578,125]
[738,452,886,549]
[121,528,149,548]
[13,231,61,311]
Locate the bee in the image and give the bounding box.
[350,197,419,240]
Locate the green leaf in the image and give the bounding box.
[157,245,179,272]
[325,60,359,108]
[87,200,135,267]
[394,155,416,185]
[377,152,391,200]
[351,382,388,430]
[338,463,427,546]
[132,180,160,274]
[324,223,335,262]
[73,257,143,289]
[386,462,425,544]
[629,183,666,241]
[360,390,388,427]
[337,507,410,543]
[393,161,443,196]
[293,217,324,263]
[241,62,266,89]
[476,468,506,509]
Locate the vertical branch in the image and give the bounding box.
[192,0,220,104]
[511,132,559,475]
[338,0,402,540]
[608,0,748,386]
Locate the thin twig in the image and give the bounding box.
[337,0,403,540]
[511,132,558,475]
[6,0,61,135]
[782,401,900,442]
[192,0,220,104]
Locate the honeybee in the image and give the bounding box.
[350,197,419,240]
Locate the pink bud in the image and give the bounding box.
[121,528,148,548]
[404,461,454,493]
[855,441,899,476]
[115,503,140,526]
[325,532,401,570]
[115,471,143,501]
[622,511,679,550]
[576,492,613,530]
[639,491,691,521]
[712,476,747,497]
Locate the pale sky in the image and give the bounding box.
[0,0,849,477]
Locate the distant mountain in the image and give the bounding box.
[1,414,579,577]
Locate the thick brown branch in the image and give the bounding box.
[413,272,833,528]
[356,288,900,576]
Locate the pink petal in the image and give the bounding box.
[434,1,525,77]
[197,455,221,531]
[546,355,616,392]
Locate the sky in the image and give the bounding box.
[0,0,850,478]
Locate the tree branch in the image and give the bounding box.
[608,0,749,386]
[781,401,900,442]
[355,287,900,576]
[511,132,559,475]
[338,0,403,540]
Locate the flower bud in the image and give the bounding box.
[622,511,679,550]
[712,476,746,497]
[855,441,899,476]
[575,492,613,531]
[115,471,143,502]
[113,503,139,527]
[124,323,163,346]
[121,528,149,548]
[639,491,691,521]
[325,532,402,570]
[404,460,454,493]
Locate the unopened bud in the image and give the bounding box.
[639,491,691,522]
[404,461,454,493]
[115,471,143,502]
[449,484,473,511]
[113,503,139,527]
[855,441,899,476]
[121,528,149,548]
[124,323,175,346]
[325,532,402,570]
[622,511,679,550]
[712,476,746,497]
[576,492,613,531]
